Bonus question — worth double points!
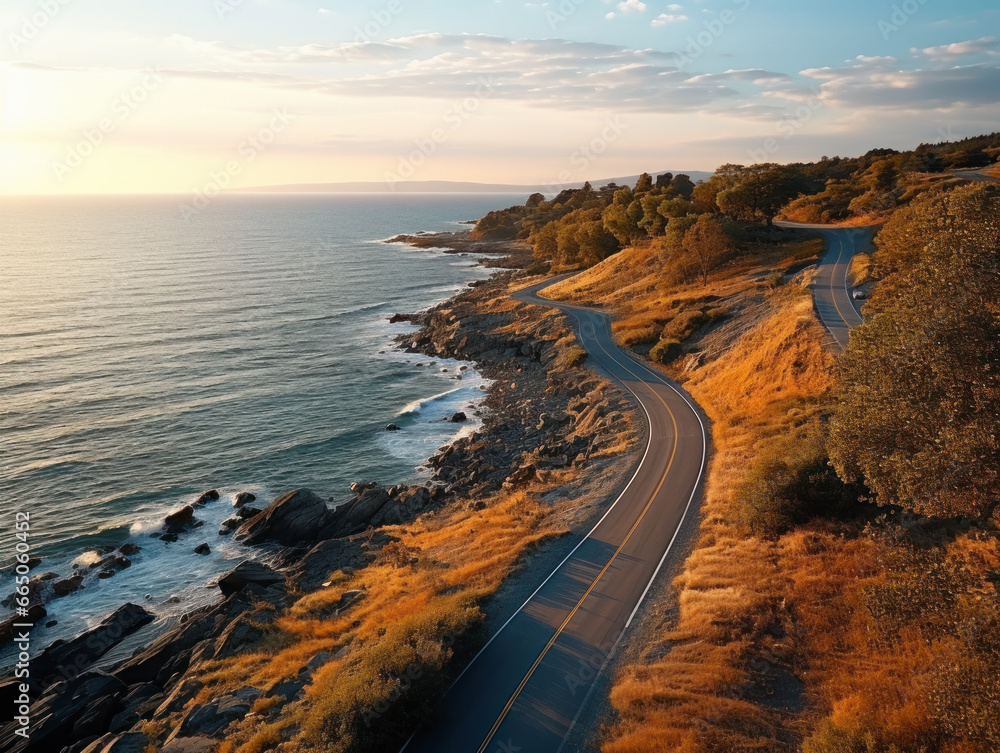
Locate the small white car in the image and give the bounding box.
[852,290,867,301]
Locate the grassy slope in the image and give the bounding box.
[150,283,640,753]
[545,238,1000,751]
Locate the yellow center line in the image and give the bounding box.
[476,307,681,753]
[828,234,853,331]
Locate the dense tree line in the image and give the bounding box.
[830,184,1000,522]
[472,132,999,282]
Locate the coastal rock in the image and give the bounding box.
[449,411,468,423]
[386,423,401,431]
[118,543,141,556]
[350,481,378,495]
[160,738,218,753]
[164,506,196,533]
[19,673,128,753]
[389,312,423,324]
[180,694,252,736]
[53,575,85,597]
[290,535,384,591]
[107,684,160,734]
[79,732,148,753]
[236,506,262,521]
[233,491,256,508]
[32,605,154,689]
[212,613,270,659]
[193,490,220,506]
[194,544,211,555]
[217,561,285,596]
[235,489,332,546]
[318,486,391,539]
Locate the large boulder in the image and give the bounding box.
[193,490,220,506]
[290,536,379,591]
[164,506,196,533]
[217,561,285,596]
[317,486,392,539]
[235,489,331,546]
[233,491,256,508]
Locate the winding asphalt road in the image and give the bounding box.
[402,278,707,753]
[777,223,877,350]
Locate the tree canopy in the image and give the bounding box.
[830,184,1000,521]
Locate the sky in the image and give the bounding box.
[1,0,999,194]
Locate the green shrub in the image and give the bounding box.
[304,601,478,752]
[663,310,708,341]
[738,429,866,536]
[650,339,683,364]
[705,307,729,324]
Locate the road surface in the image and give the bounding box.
[777,223,876,350]
[950,168,999,184]
[402,277,707,753]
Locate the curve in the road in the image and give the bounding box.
[402,277,707,753]
[777,222,876,351]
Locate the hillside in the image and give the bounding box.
[537,182,1000,751]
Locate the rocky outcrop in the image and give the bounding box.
[217,561,285,596]
[289,533,386,591]
[30,604,153,693]
[164,506,197,533]
[232,491,256,508]
[234,489,332,546]
[193,490,220,506]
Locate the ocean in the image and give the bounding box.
[0,192,521,652]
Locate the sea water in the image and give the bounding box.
[0,192,522,654]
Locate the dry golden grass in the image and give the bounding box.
[847,252,873,286]
[547,231,1000,752]
[198,490,565,752]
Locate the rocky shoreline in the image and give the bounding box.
[2,231,637,753]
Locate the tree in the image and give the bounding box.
[682,215,732,285]
[716,163,808,226]
[531,222,559,263]
[634,172,654,194]
[691,180,721,214]
[602,188,645,245]
[830,185,1000,521]
[670,173,696,198]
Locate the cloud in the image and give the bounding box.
[800,55,1000,110]
[912,36,999,60]
[687,68,791,85]
[617,0,648,12]
[652,13,688,26]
